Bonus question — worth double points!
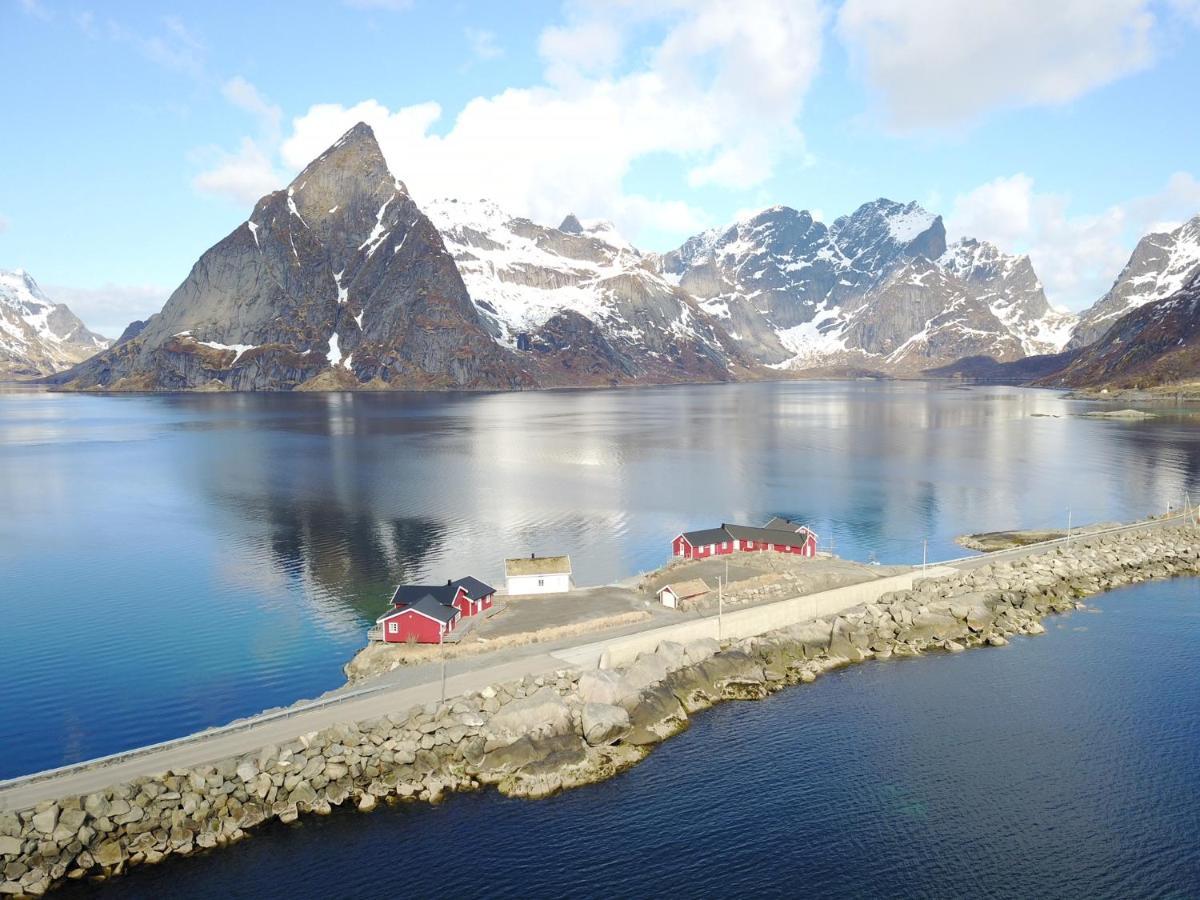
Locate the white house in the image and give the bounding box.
[504,554,573,595]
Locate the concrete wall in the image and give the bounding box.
[553,567,957,669]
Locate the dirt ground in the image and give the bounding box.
[475,586,669,640]
[637,553,909,614]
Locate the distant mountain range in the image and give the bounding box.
[31,123,1200,392]
[0,270,109,378]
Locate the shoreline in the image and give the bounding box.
[2,523,1197,896]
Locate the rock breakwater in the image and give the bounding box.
[2,525,1197,897]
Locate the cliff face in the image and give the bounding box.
[1068,216,1200,350]
[658,201,1075,374]
[425,199,752,386]
[0,270,109,378]
[1040,273,1200,389]
[52,124,528,392]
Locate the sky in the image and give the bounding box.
[3,0,1200,337]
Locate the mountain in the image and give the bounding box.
[52,123,527,392]
[659,201,1075,374]
[424,198,750,385]
[1041,271,1200,389]
[937,238,1076,355]
[45,122,1086,393]
[0,270,109,378]
[1068,215,1200,349]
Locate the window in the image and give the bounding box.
[388,621,398,634]
[537,578,544,587]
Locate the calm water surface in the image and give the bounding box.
[3,381,1200,777]
[68,578,1200,899]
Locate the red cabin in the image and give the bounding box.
[672,518,818,560]
[377,596,459,643]
[375,575,497,643]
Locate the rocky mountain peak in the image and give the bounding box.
[0,269,110,377]
[831,198,946,268]
[558,213,584,234]
[1068,210,1200,349]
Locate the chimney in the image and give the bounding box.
[446,579,452,586]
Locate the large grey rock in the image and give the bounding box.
[580,703,631,746]
[485,687,571,743]
[577,669,636,707]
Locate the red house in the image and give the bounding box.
[375,576,497,644]
[377,596,460,644]
[672,518,818,560]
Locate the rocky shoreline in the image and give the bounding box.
[3,525,1198,897]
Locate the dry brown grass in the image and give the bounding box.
[344,610,652,682]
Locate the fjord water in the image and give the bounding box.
[67,578,1200,899]
[2,381,1200,781]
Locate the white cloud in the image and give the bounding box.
[836,0,1157,129]
[192,138,285,206]
[464,27,503,62]
[270,0,825,242]
[194,78,287,204]
[44,283,169,339]
[222,76,282,140]
[947,172,1200,310]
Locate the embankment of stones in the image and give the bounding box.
[3,525,1197,897]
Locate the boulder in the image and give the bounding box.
[683,638,721,665]
[624,684,688,746]
[623,653,671,692]
[577,669,635,707]
[485,687,572,744]
[581,703,631,746]
[93,840,125,868]
[30,807,58,836]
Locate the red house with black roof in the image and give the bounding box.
[376,575,497,643]
[672,518,818,560]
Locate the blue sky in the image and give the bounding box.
[3,0,1199,335]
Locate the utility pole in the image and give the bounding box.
[717,575,723,642]
[922,538,927,574]
[440,627,446,704]
[1066,508,1072,547]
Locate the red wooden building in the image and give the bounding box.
[672,518,818,560]
[375,576,496,644]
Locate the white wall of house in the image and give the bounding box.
[506,573,571,595]
[658,589,678,609]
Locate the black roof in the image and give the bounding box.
[763,516,806,532]
[451,576,495,599]
[679,526,733,546]
[680,523,813,547]
[390,584,456,607]
[404,596,459,624]
[724,523,811,545]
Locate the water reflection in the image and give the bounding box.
[3,382,1200,774]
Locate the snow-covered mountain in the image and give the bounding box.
[0,270,109,377]
[938,238,1076,356]
[425,197,748,384]
[1068,214,1200,349]
[657,200,1075,373]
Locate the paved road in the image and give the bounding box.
[3,510,1189,813]
[0,653,566,813]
